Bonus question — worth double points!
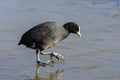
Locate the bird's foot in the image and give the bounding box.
[37,60,54,67]
[50,53,65,61]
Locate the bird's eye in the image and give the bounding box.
[75,27,79,31]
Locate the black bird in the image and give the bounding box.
[18,21,81,66]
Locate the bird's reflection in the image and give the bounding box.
[28,64,64,80]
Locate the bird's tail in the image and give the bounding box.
[18,40,22,45]
[18,42,21,45]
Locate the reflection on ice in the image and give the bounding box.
[27,64,64,80]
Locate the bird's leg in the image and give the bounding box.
[50,52,65,61]
[40,51,65,61]
[36,50,54,67]
[36,50,41,64]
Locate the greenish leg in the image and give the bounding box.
[40,51,65,61]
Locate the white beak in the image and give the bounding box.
[77,31,81,37]
[77,26,81,37]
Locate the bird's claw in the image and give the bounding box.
[50,53,65,61]
[37,60,54,67]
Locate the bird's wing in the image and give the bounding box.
[26,23,55,42]
[18,23,51,45]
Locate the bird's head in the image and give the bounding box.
[63,22,81,37]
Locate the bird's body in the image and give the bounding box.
[18,21,81,66]
[18,22,69,51]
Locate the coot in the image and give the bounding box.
[18,21,81,66]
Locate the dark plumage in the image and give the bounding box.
[18,21,81,66]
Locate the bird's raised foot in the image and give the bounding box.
[37,60,54,67]
[50,53,65,61]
